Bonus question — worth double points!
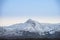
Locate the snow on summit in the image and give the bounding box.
[0,19,60,38]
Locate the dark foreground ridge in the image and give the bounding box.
[0,38,60,40]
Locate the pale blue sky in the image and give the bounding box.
[0,0,60,18]
[0,0,60,26]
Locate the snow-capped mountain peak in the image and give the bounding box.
[25,19,36,26]
[26,19,35,23]
[0,19,60,38]
[25,19,41,28]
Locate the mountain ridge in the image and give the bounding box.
[0,19,60,38]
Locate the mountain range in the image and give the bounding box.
[0,19,60,39]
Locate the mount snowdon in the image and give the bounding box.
[0,19,60,38]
